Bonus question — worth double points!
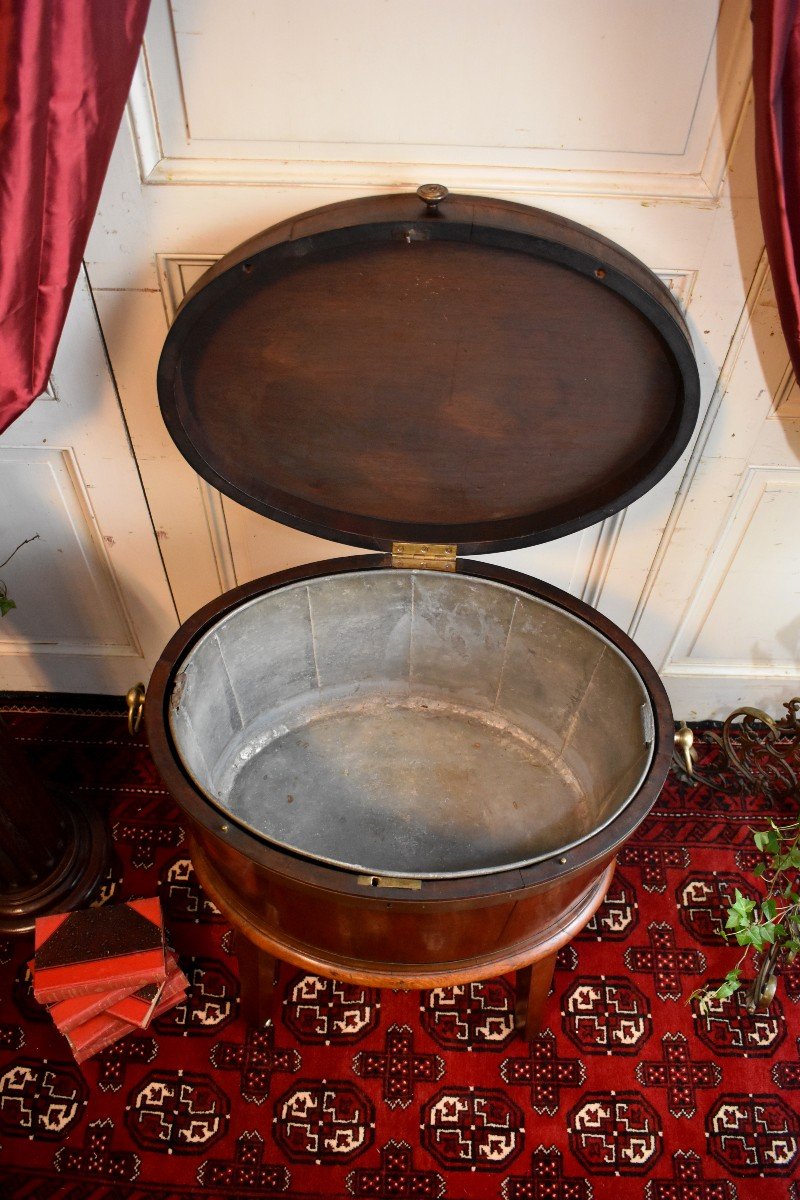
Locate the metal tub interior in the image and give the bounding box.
[168,569,654,879]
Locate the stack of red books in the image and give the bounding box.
[32,897,188,1063]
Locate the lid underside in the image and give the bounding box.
[158,193,700,554]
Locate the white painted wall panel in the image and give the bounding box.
[0,449,134,652]
[171,0,716,156]
[129,0,751,196]
[77,0,800,718]
[668,468,800,673]
[0,272,176,692]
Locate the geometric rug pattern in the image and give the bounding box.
[0,698,798,1198]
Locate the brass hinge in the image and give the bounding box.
[391,542,457,571]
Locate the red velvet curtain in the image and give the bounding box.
[753,0,800,378]
[0,0,150,434]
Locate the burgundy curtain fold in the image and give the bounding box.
[0,0,150,435]
[752,0,800,378]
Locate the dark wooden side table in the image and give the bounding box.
[0,715,110,935]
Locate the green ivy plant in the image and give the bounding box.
[691,816,800,1013]
[0,535,40,616]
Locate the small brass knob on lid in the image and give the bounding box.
[417,183,449,211]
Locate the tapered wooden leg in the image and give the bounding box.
[236,934,278,1027]
[515,951,557,1040]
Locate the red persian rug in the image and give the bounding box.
[0,697,798,1200]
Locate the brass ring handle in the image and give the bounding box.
[673,722,694,777]
[126,682,146,736]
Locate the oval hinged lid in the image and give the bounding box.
[158,189,700,554]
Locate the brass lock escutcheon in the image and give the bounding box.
[357,874,422,891]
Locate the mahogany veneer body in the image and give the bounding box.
[146,557,672,1038]
[192,830,614,1037]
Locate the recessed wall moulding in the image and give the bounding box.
[129,0,751,199]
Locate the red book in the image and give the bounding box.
[154,954,188,1012]
[107,948,186,1028]
[50,949,185,1040]
[106,978,164,1028]
[34,898,166,1003]
[66,980,188,1064]
[49,982,140,1033]
[66,1011,133,1063]
[152,973,188,1017]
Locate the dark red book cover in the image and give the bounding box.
[33,898,165,1003]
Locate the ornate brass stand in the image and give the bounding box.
[673,699,800,1011]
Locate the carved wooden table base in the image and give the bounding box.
[0,717,110,935]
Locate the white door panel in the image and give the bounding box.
[126,0,751,197]
[79,0,800,716]
[638,265,800,716]
[0,272,177,691]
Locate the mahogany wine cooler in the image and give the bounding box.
[143,187,700,1037]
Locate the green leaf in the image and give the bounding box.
[714,978,741,1002]
[736,921,776,948]
[754,862,766,877]
[728,890,756,923]
[735,927,758,947]
[763,898,777,921]
[754,830,769,851]
[0,595,15,617]
[707,969,742,1006]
